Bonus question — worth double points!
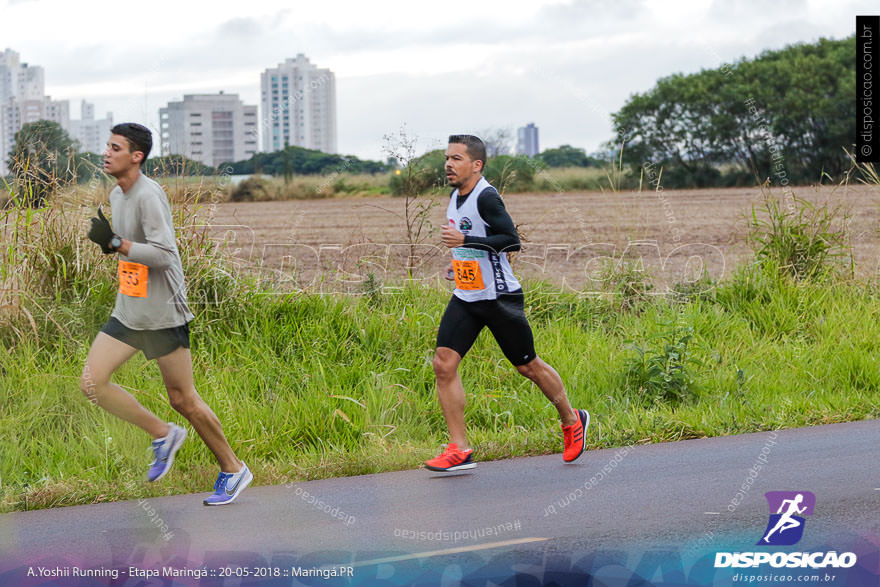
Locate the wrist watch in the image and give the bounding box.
[110,235,123,252]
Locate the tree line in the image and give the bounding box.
[224,146,390,176]
[610,36,854,188]
[4,34,857,206]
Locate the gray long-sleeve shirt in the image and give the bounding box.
[109,174,194,330]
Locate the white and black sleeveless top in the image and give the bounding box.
[446,177,522,302]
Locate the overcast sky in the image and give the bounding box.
[2,0,872,160]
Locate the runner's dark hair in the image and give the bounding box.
[112,122,153,166]
[448,134,486,171]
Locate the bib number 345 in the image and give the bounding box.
[452,259,485,290]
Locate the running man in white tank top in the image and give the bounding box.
[425,135,591,472]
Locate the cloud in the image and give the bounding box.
[337,69,619,160]
[707,0,808,22]
[16,0,871,162]
[216,17,265,38]
[533,0,652,38]
[538,0,650,23]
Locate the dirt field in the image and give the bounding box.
[201,184,880,293]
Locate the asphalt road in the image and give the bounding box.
[1,420,879,585]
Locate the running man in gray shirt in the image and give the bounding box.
[82,122,251,506]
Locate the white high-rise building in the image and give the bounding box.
[0,49,71,175]
[70,100,113,155]
[1,96,71,175]
[1,49,43,103]
[159,92,258,167]
[516,123,539,158]
[43,98,69,129]
[260,54,336,154]
[0,49,22,104]
[15,64,44,101]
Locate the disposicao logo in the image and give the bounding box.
[714,491,857,570]
[759,491,815,546]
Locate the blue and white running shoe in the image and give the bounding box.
[203,463,253,506]
[147,423,187,482]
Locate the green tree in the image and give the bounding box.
[145,155,215,177]
[8,120,77,207]
[224,145,390,176]
[483,155,538,193]
[537,145,593,167]
[73,151,106,184]
[388,149,445,196]
[610,36,855,188]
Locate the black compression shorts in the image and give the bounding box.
[101,317,190,360]
[436,292,536,366]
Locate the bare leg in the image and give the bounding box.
[80,332,170,439]
[156,347,240,472]
[432,347,469,450]
[516,356,577,426]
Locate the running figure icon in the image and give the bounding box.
[762,493,807,544]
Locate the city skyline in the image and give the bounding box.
[1,0,874,161]
[1,48,115,174]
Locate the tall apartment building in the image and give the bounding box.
[260,54,336,154]
[0,49,70,175]
[70,100,113,154]
[516,123,539,157]
[1,97,69,173]
[0,49,17,104]
[1,49,43,103]
[159,92,258,167]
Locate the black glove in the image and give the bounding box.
[88,207,115,254]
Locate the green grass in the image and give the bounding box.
[2,271,879,512]
[2,164,879,512]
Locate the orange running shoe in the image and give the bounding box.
[562,409,590,462]
[425,443,476,472]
